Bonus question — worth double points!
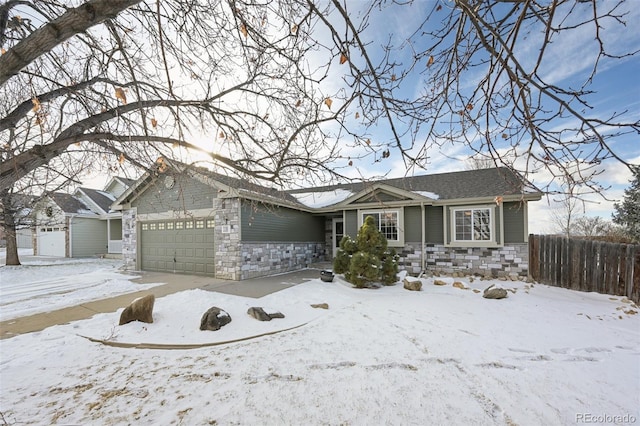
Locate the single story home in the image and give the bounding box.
[33,177,134,257]
[112,162,542,280]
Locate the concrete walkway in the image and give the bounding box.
[0,266,330,340]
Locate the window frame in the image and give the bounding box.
[357,208,404,247]
[449,205,497,247]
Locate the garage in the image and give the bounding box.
[140,218,215,276]
[37,227,65,256]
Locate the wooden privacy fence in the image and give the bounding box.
[529,234,640,304]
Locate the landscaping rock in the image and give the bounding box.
[433,279,447,286]
[403,278,422,291]
[483,285,508,300]
[119,294,155,325]
[311,303,329,309]
[247,307,285,321]
[200,307,232,331]
[452,281,467,290]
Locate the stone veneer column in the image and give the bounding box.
[213,198,242,280]
[121,208,137,271]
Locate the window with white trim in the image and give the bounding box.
[453,207,492,242]
[360,210,400,243]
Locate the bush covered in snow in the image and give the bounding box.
[333,216,398,288]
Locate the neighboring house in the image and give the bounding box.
[33,177,134,257]
[112,162,542,280]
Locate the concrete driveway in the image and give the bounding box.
[0,266,331,339]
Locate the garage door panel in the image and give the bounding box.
[140,219,214,276]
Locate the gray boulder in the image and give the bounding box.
[483,285,508,300]
[247,307,285,321]
[200,307,232,331]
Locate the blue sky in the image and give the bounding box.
[82,0,638,234]
[319,0,640,234]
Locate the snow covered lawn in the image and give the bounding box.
[0,261,638,425]
[0,250,161,321]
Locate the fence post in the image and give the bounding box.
[529,234,539,281]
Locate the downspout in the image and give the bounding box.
[421,202,425,273]
[67,215,74,258]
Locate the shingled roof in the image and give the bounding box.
[286,167,538,201]
[78,188,116,213]
[50,193,94,214]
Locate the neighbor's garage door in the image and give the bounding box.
[140,218,215,276]
[37,227,65,256]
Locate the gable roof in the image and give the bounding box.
[77,188,116,213]
[287,167,540,208]
[49,193,94,215]
[111,161,304,210]
[112,163,541,212]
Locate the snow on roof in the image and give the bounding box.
[291,189,354,208]
[414,191,440,200]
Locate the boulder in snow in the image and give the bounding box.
[311,303,329,309]
[200,306,232,331]
[483,285,508,300]
[433,279,447,286]
[119,294,155,325]
[403,278,422,291]
[247,307,285,321]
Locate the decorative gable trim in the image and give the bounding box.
[332,183,434,208]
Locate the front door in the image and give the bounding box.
[332,218,344,258]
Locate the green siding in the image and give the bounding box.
[404,206,422,243]
[425,206,444,244]
[241,201,324,242]
[354,191,408,203]
[71,218,107,257]
[345,210,358,238]
[133,172,215,214]
[503,201,525,243]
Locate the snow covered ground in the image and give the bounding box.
[0,254,638,425]
[0,249,161,321]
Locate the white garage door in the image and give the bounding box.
[38,227,65,257]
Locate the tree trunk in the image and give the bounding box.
[1,189,21,265]
[2,221,21,266]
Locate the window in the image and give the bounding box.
[149,223,157,230]
[206,219,215,228]
[141,223,148,231]
[195,220,204,229]
[453,208,492,242]
[360,210,400,243]
[176,221,184,230]
[185,221,193,229]
[158,222,165,230]
[166,222,174,230]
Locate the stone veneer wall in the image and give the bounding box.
[239,242,326,280]
[397,242,529,278]
[121,208,137,271]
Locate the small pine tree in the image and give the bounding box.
[333,215,398,287]
[612,167,640,243]
[333,235,356,274]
